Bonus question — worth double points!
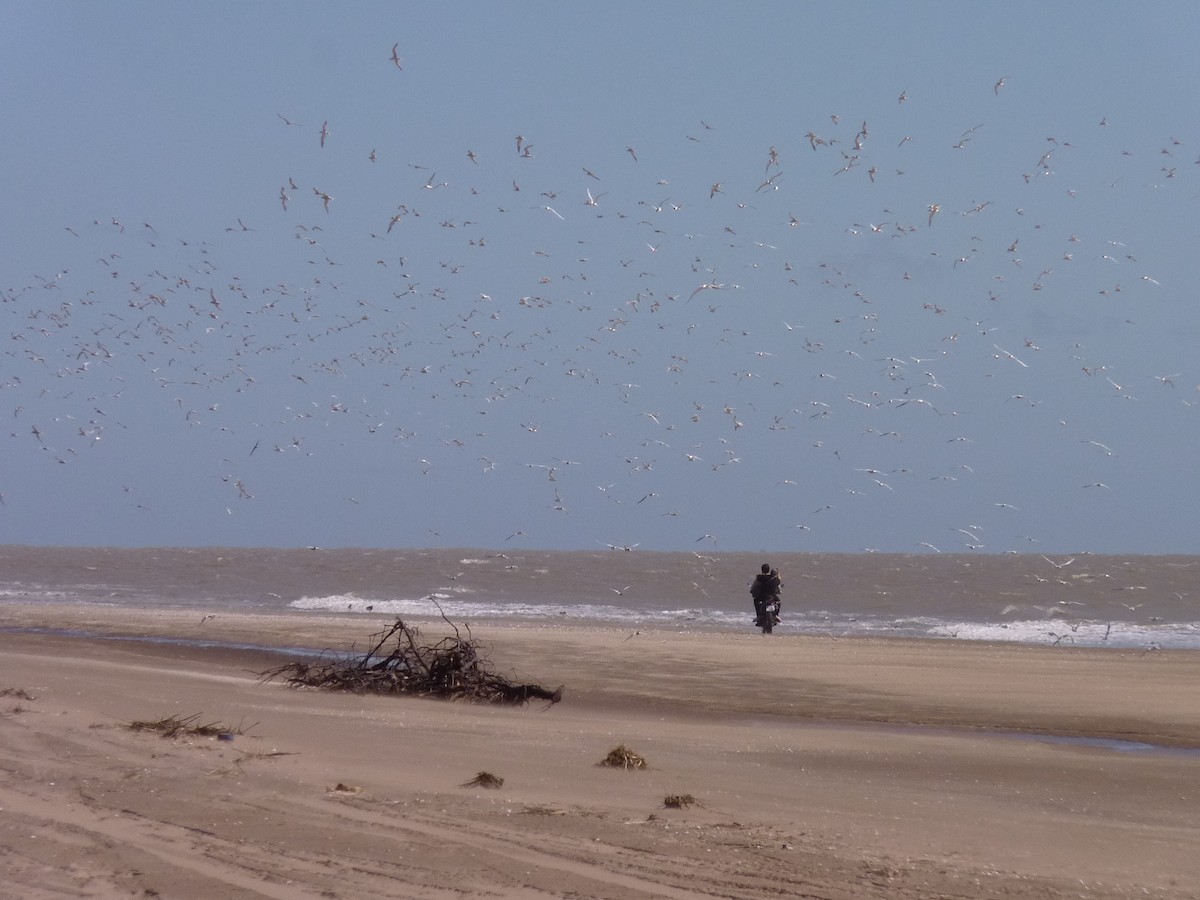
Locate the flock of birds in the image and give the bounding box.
[3,49,1197,553]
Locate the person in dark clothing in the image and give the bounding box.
[749,563,781,629]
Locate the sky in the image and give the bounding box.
[2,2,1199,554]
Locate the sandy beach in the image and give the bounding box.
[2,606,1198,898]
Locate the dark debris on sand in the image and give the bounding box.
[258,617,562,706]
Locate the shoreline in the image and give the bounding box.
[2,606,1199,897]
[6,628,1198,760]
[6,546,1200,653]
[4,602,1200,747]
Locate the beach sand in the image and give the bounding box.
[1,607,1198,898]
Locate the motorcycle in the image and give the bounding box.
[755,598,781,634]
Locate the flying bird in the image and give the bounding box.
[390,44,403,69]
[1041,556,1076,569]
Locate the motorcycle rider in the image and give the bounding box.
[750,563,782,630]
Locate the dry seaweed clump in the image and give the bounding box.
[259,618,562,706]
[598,744,648,769]
[463,771,505,788]
[126,713,250,740]
[1,687,37,714]
[663,793,698,809]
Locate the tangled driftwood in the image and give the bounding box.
[259,618,562,706]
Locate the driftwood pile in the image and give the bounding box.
[259,618,562,706]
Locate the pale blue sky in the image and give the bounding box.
[3,2,1199,553]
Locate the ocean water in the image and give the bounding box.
[1,546,1198,650]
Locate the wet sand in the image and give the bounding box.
[1,607,1198,898]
